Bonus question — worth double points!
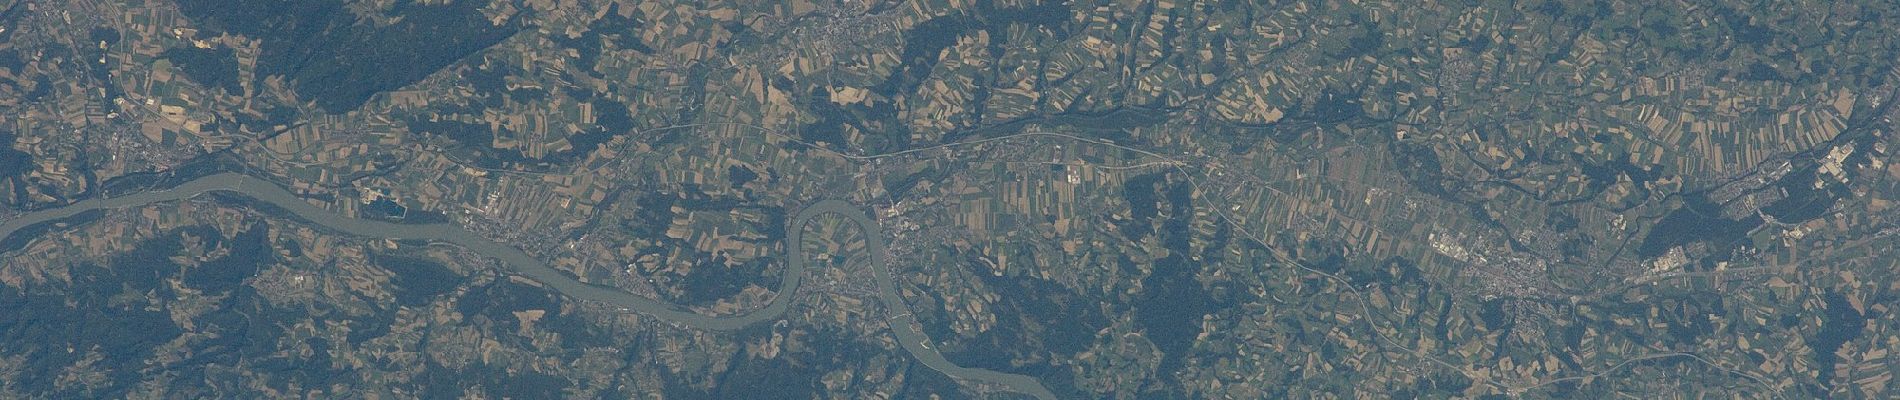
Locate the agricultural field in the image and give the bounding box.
[2,0,1900,398]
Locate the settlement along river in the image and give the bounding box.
[0,172,1058,400]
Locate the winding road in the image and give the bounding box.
[0,173,1057,400]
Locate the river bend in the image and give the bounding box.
[0,172,1057,400]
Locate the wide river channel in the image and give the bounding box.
[0,172,1057,400]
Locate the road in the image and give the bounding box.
[0,172,1057,400]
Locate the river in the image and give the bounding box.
[0,172,1056,399]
